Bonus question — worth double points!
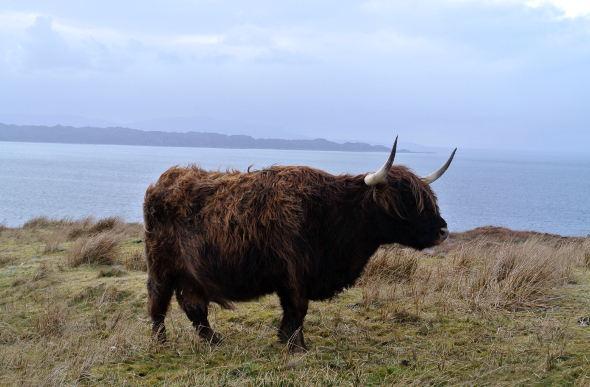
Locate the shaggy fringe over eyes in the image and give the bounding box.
[375,166,439,219]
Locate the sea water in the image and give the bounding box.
[1,141,589,236]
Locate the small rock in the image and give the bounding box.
[347,301,364,310]
[7,266,16,271]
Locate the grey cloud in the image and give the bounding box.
[126,39,146,53]
[20,16,90,70]
[223,24,274,47]
[17,16,133,72]
[358,1,589,62]
[85,37,132,71]
[157,51,183,65]
[255,48,317,65]
[199,52,234,64]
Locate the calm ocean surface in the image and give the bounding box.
[1,141,589,236]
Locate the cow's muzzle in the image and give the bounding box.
[438,227,449,243]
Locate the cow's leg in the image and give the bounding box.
[277,291,309,354]
[175,287,221,345]
[147,276,174,343]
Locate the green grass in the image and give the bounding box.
[1,218,590,386]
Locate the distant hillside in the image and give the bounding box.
[0,123,411,153]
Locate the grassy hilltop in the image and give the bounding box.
[1,217,590,386]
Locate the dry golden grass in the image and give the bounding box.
[125,249,147,271]
[31,261,51,282]
[389,237,578,312]
[97,267,126,278]
[18,215,143,243]
[35,301,69,337]
[1,220,590,386]
[360,246,418,285]
[68,231,123,267]
[67,216,127,240]
[42,229,68,254]
[66,216,97,239]
[22,216,69,230]
[582,237,590,268]
[89,216,125,234]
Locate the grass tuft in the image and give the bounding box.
[361,246,418,284]
[0,256,16,268]
[582,237,590,267]
[125,249,147,271]
[68,231,123,267]
[42,230,69,254]
[35,302,69,337]
[66,216,96,239]
[89,216,124,234]
[31,261,51,282]
[23,216,72,230]
[66,216,125,240]
[65,216,142,241]
[98,267,126,278]
[467,238,572,310]
[22,215,55,229]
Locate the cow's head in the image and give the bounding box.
[365,137,456,250]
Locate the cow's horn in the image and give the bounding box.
[421,148,457,184]
[365,136,397,186]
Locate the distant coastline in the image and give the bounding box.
[0,123,425,153]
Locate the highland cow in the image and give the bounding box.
[143,137,456,353]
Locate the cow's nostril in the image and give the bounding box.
[440,227,449,241]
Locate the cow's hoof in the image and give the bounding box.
[277,333,289,344]
[151,328,167,344]
[209,334,223,345]
[290,345,308,355]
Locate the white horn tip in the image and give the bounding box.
[365,136,398,186]
[421,148,457,184]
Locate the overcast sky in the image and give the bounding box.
[0,0,589,153]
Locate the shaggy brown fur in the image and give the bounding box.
[144,163,448,353]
